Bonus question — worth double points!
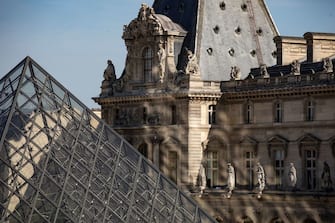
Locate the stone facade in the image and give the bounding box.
[94,2,335,223]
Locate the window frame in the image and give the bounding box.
[208,104,216,124]
[274,101,283,123]
[206,150,219,188]
[306,100,315,121]
[244,101,253,124]
[142,47,153,82]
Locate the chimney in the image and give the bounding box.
[304,32,335,62]
[273,36,306,65]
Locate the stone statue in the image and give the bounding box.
[256,162,265,198]
[227,163,235,198]
[184,48,199,76]
[198,163,207,197]
[323,57,333,72]
[321,161,333,191]
[101,60,116,96]
[230,66,241,80]
[260,64,269,78]
[288,162,297,189]
[157,43,166,83]
[137,3,154,21]
[103,60,116,82]
[290,60,300,75]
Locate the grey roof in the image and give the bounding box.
[154,14,187,34]
[0,57,217,223]
[153,0,279,81]
[248,59,335,78]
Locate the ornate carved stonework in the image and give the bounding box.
[122,4,163,40]
[184,48,200,78]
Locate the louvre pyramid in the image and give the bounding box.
[0,57,216,223]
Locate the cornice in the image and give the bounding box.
[93,91,222,105]
[222,84,335,100]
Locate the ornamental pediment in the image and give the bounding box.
[122,4,163,39]
[122,4,186,40]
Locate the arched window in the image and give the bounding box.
[142,47,153,82]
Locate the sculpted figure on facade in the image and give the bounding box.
[157,43,166,83]
[321,161,333,191]
[230,66,241,80]
[288,162,297,189]
[256,162,265,198]
[198,163,207,197]
[226,163,235,198]
[290,60,300,75]
[184,48,200,77]
[323,57,333,72]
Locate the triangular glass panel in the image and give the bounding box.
[0,57,217,223]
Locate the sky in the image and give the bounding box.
[0,0,334,109]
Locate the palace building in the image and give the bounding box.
[93,1,335,222]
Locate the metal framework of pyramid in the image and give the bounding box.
[0,57,216,223]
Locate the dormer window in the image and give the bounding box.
[143,47,153,82]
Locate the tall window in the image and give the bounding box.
[208,105,216,124]
[245,151,254,189]
[142,107,147,124]
[114,108,120,123]
[306,100,315,121]
[206,151,218,187]
[138,143,148,158]
[143,47,153,82]
[274,150,284,188]
[305,149,317,190]
[171,105,177,124]
[274,101,283,123]
[168,151,178,183]
[245,101,253,124]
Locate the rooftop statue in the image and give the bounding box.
[323,57,333,72]
[103,60,116,82]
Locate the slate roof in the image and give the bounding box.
[153,0,279,81]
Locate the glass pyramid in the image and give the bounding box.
[0,57,216,223]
